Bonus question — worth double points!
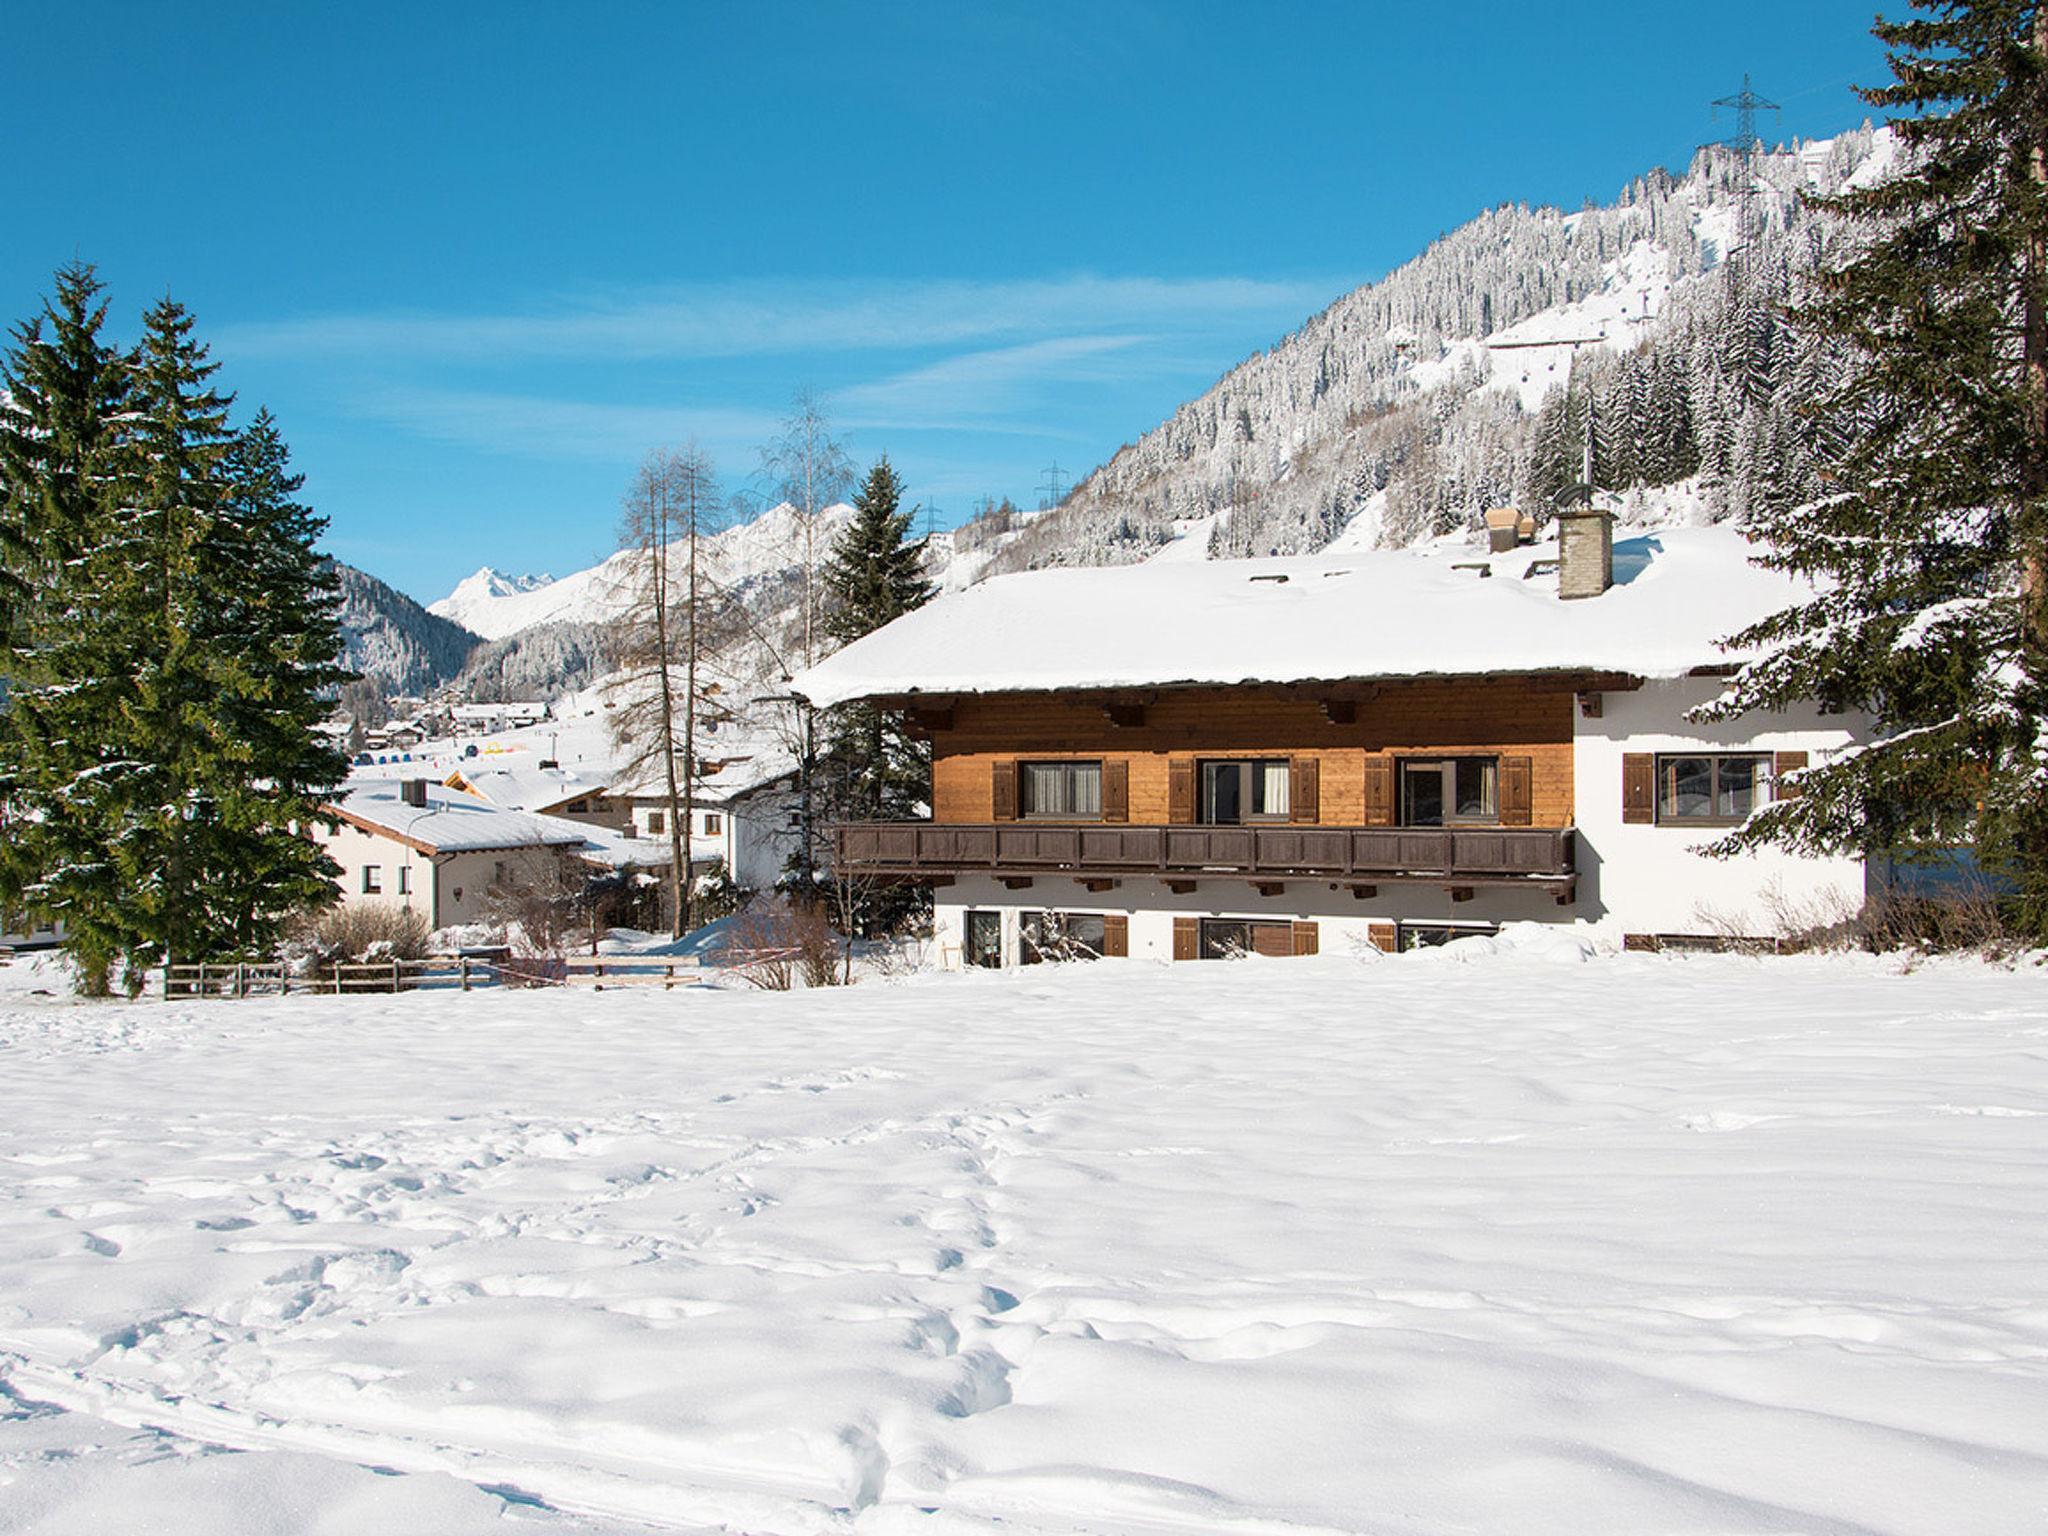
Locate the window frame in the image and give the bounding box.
[1655,751,1772,827]
[963,909,1003,969]
[1396,920,1501,953]
[1398,755,1501,827]
[362,865,382,895]
[1019,910,1107,964]
[1017,759,1105,821]
[397,866,411,896]
[1195,758,1292,825]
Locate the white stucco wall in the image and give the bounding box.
[313,823,576,931]
[728,784,801,891]
[1571,678,1867,937]
[934,873,1563,968]
[315,820,443,925]
[626,800,732,870]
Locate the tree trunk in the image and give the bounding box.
[2026,9,2048,654]
[652,493,687,941]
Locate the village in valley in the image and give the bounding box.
[2,5,2046,1535]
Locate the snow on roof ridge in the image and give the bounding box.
[790,523,1806,709]
[331,780,591,853]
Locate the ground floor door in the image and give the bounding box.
[965,910,1003,968]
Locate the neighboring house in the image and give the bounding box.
[316,780,590,929]
[442,763,630,833]
[793,517,1868,966]
[613,744,803,892]
[450,701,551,733]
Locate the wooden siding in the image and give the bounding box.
[931,683,1575,828]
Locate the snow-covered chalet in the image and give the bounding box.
[792,515,1869,964]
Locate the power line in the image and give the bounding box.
[1039,460,1065,511]
[1706,73,1782,264]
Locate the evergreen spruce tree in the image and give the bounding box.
[1,276,350,988]
[0,265,141,989]
[819,455,936,824]
[206,410,351,953]
[1700,1,2048,936]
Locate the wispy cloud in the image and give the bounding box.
[350,387,783,463]
[836,334,1159,430]
[220,274,1335,364]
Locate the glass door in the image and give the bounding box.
[965,910,1003,969]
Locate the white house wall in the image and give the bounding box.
[1573,678,1866,937]
[729,784,801,891]
[934,874,1564,968]
[314,821,444,926]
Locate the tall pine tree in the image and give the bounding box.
[819,455,936,825]
[1700,1,2048,935]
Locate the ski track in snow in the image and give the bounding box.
[2,951,2046,1534]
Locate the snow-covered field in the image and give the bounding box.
[3,942,2045,1535]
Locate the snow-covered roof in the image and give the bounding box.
[569,823,689,872]
[329,781,592,855]
[610,734,800,804]
[447,764,608,815]
[790,525,1810,709]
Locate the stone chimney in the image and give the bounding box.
[1556,508,1614,600]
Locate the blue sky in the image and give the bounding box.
[4,1,1888,602]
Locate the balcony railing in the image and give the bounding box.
[832,821,1576,896]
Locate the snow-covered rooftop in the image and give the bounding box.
[329,781,592,854]
[447,764,608,815]
[791,525,1808,709]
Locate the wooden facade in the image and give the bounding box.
[926,681,1577,828]
[830,678,1589,901]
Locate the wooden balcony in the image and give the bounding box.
[832,821,1577,902]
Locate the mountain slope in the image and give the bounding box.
[331,561,483,696]
[986,128,1887,571]
[426,501,858,645]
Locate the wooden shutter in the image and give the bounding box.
[1773,750,1808,799]
[1172,915,1199,961]
[1291,920,1319,956]
[1367,921,1397,953]
[1289,756,1320,823]
[991,759,1018,821]
[1500,755,1533,826]
[1251,922,1293,958]
[1102,913,1129,957]
[1101,759,1129,823]
[1362,755,1395,827]
[1621,753,1655,825]
[1168,758,1196,823]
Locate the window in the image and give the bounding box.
[1397,921,1499,952]
[397,866,411,896]
[1018,761,1102,819]
[1400,757,1498,826]
[1021,911,1106,964]
[965,910,1003,969]
[1657,753,1770,825]
[705,813,722,836]
[1198,917,1294,959]
[362,865,382,894]
[647,811,665,835]
[493,861,507,885]
[1198,760,1290,824]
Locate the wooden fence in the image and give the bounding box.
[163,954,704,1000]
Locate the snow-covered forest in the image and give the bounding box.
[979,128,1889,570]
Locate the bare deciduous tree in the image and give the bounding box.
[606,447,734,937]
[758,388,854,668]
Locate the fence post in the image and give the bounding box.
[460,956,471,992]
[390,959,401,993]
